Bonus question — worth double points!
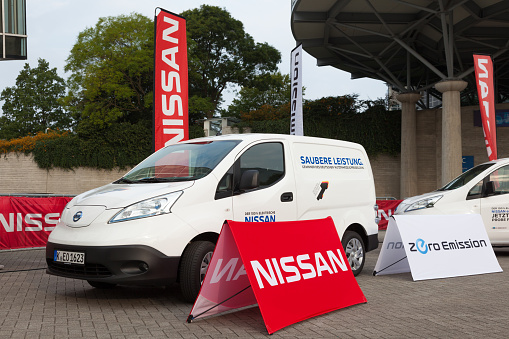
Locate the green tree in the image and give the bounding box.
[182,5,281,119]
[64,13,154,135]
[303,95,360,122]
[0,58,71,139]
[228,72,291,119]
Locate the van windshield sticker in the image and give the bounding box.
[299,156,364,170]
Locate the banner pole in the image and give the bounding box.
[373,256,407,276]
[187,285,252,323]
[152,8,159,153]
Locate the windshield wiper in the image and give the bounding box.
[114,177,135,184]
[136,177,176,183]
[115,177,194,184]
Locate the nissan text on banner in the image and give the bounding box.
[154,8,189,152]
[473,54,497,161]
[290,44,303,136]
[0,196,72,250]
[188,218,366,334]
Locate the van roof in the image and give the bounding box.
[482,157,509,165]
[181,133,365,149]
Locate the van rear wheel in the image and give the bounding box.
[179,241,215,303]
[342,231,365,276]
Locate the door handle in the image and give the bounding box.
[281,192,293,202]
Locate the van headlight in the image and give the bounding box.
[405,195,442,212]
[60,197,76,221]
[109,191,183,223]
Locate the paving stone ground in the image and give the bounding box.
[1,232,509,338]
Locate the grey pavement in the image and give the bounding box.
[1,232,509,338]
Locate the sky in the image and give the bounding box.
[0,0,388,114]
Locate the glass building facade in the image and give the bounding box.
[1,0,27,60]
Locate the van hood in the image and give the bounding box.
[71,181,194,209]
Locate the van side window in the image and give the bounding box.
[486,165,509,196]
[239,142,284,188]
[467,179,483,199]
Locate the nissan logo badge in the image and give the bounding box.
[73,211,83,222]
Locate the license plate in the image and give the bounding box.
[54,250,85,265]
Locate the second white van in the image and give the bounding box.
[395,157,509,245]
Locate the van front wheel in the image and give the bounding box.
[342,231,365,276]
[179,241,215,303]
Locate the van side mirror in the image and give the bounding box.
[484,181,495,196]
[239,170,259,191]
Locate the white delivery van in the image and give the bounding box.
[46,134,378,302]
[395,157,509,245]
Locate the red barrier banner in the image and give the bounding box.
[188,218,366,334]
[473,54,497,161]
[0,196,72,250]
[376,200,402,230]
[154,8,189,152]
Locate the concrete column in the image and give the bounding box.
[203,120,211,137]
[435,80,467,186]
[397,92,421,199]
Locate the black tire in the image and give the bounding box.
[341,231,365,276]
[179,241,215,303]
[87,280,117,289]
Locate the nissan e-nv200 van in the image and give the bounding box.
[395,157,509,246]
[46,134,379,302]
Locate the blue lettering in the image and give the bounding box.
[300,155,363,167]
[244,215,276,222]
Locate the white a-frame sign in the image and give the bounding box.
[374,215,502,281]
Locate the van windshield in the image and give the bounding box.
[116,140,241,183]
[438,163,494,191]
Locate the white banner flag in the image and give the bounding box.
[290,44,303,136]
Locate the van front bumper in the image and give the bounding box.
[46,242,180,286]
[366,233,379,252]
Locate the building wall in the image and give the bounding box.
[371,103,509,199]
[369,154,400,199]
[0,153,128,195]
[1,103,508,197]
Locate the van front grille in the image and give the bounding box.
[47,259,111,277]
